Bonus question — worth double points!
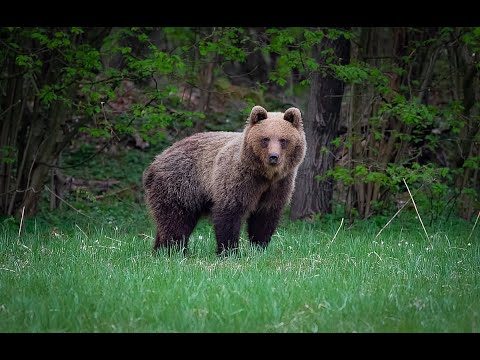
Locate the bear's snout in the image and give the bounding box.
[268,153,279,164]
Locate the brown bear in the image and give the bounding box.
[143,105,306,255]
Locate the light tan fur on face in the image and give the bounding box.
[243,109,306,181]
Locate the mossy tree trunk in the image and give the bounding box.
[290,32,351,220]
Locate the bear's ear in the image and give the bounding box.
[283,107,303,129]
[249,106,268,125]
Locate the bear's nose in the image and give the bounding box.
[269,153,279,164]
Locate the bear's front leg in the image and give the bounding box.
[247,207,282,249]
[212,205,244,255]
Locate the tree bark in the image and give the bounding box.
[290,32,350,220]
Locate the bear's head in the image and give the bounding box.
[244,105,306,180]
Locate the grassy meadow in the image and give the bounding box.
[2,26,480,335]
[0,206,478,332]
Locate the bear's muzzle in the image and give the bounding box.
[268,153,279,164]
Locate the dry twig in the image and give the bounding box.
[403,178,432,246]
[328,218,344,246]
[467,209,480,243]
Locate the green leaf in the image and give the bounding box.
[354,165,369,177]
[71,27,84,34]
[15,55,33,67]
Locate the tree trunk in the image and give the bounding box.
[290,33,351,220]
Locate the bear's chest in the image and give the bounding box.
[246,181,280,214]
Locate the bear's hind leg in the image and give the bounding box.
[153,205,199,255]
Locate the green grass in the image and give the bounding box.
[1,209,478,332]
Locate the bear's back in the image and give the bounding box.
[156,131,242,167]
[145,131,243,209]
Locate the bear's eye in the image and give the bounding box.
[261,137,270,147]
[279,139,288,148]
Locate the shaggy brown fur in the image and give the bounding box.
[143,105,306,255]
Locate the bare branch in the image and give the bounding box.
[403,178,432,246]
[375,198,411,239]
[17,206,25,238]
[467,210,480,243]
[328,218,344,246]
[44,185,95,221]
